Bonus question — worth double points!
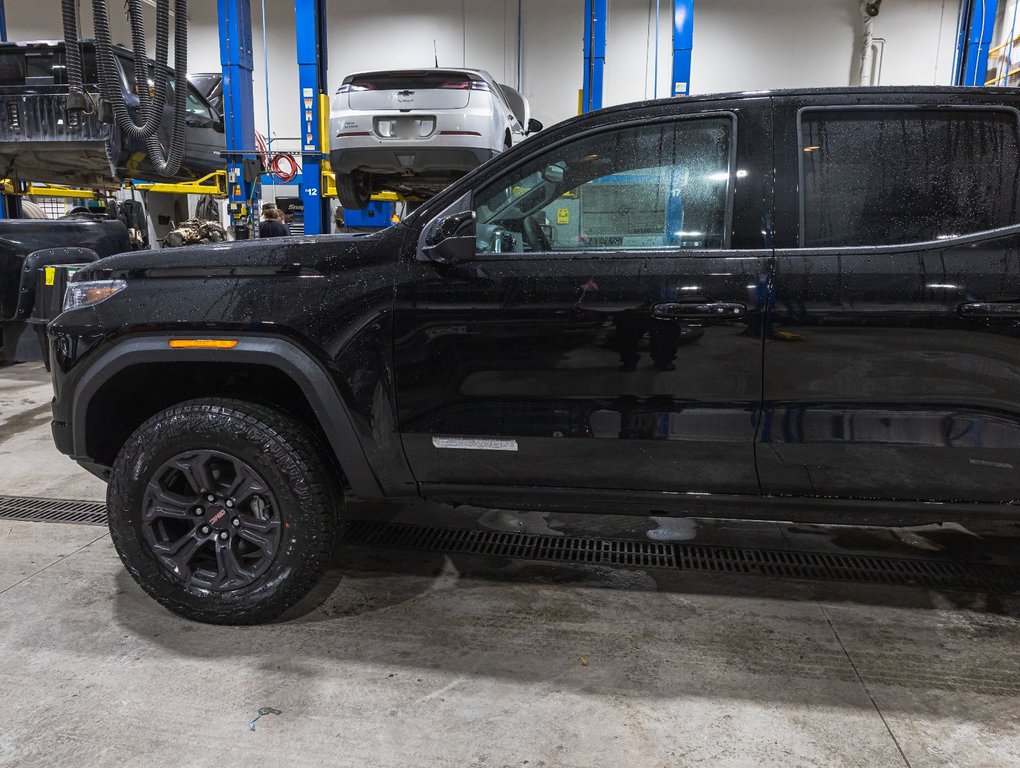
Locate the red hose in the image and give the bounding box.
[270,153,299,183]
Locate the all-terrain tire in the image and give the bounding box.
[107,398,341,625]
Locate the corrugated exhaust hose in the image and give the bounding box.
[61,0,87,112]
[89,0,189,176]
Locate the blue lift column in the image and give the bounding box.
[956,0,999,86]
[218,0,259,238]
[582,0,607,113]
[672,0,693,96]
[295,0,330,235]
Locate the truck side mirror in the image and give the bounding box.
[420,210,477,264]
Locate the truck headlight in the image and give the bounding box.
[63,280,127,311]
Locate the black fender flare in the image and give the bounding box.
[71,334,384,498]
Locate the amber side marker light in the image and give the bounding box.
[168,339,239,349]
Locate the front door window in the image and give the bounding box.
[473,117,734,255]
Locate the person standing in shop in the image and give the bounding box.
[259,206,290,237]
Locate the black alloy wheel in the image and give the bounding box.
[108,399,341,624]
[141,449,282,591]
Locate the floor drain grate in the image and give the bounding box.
[673,544,1015,592]
[344,520,677,569]
[3,499,1017,593]
[0,495,107,526]
[344,520,1020,594]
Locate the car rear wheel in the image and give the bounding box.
[107,398,341,625]
[336,170,371,209]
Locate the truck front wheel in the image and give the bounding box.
[107,398,340,624]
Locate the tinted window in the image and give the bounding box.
[0,47,98,88]
[25,52,59,83]
[0,52,25,86]
[474,117,733,254]
[165,79,212,119]
[800,108,1020,247]
[189,74,222,112]
[184,84,211,118]
[346,71,472,91]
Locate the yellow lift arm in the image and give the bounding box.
[2,170,229,199]
[130,170,228,198]
[0,180,106,199]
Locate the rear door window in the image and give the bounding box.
[799,108,1020,247]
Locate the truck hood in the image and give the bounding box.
[77,228,402,280]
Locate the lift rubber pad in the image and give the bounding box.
[2,495,1017,594]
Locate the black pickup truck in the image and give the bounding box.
[0,40,224,187]
[49,87,1020,624]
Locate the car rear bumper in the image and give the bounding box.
[329,145,498,176]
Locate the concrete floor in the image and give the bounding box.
[0,361,107,500]
[2,362,1020,767]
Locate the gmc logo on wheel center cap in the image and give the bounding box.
[208,509,227,525]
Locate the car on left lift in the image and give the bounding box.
[0,40,226,188]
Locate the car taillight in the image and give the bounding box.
[439,80,490,91]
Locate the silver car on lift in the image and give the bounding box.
[328,68,541,209]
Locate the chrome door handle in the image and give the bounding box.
[959,302,1020,318]
[651,301,746,319]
